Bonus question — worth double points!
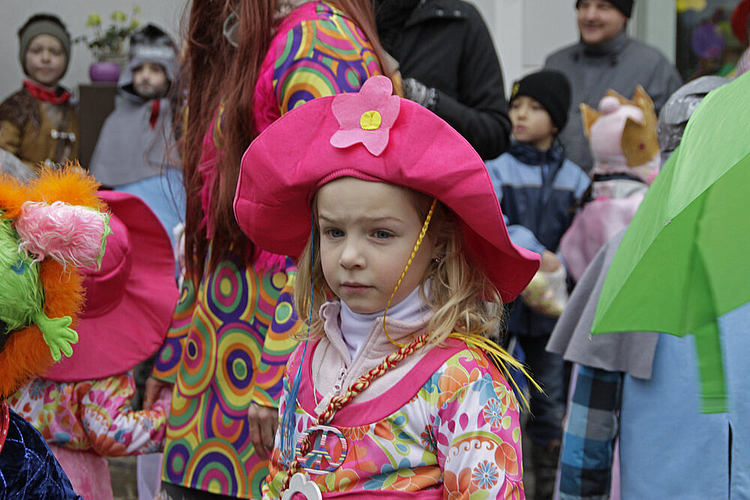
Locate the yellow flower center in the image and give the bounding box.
[360,110,382,131]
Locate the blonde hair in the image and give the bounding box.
[294,188,505,346]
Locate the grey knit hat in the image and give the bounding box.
[18,14,72,78]
[127,24,176,82]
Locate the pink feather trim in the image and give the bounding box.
[15,201,108,267]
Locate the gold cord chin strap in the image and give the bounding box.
[382,198,437,347]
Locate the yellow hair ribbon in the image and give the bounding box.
[382,198,438,347]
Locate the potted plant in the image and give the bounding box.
[75,6,142,83]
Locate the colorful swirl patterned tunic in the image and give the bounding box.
[152,3,382,497]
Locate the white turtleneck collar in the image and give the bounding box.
[339,283,431,360]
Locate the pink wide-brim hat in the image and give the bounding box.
[234,76,539,302]
[44,190,179,382]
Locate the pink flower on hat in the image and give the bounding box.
[330,75,400,156]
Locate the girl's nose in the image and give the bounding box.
[339,239,365,269]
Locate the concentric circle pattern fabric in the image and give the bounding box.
[154,252,300,497]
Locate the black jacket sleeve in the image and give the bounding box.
[430,5,511,160]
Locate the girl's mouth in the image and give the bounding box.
[341,282,371,291]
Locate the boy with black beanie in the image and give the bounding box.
[485,69,590,500]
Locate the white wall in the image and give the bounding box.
[632,0,676,64]
[473,0,579,95]
[0,0,185,99]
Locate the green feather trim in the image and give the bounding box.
[0,219,44,331]
[87,207,112,269]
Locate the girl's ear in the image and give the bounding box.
[430,236,447,261]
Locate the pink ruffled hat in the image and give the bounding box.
[43,190,179,382]
[234,76,539,302]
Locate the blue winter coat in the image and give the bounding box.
[485,141,589,337]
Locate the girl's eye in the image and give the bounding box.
[373,230,392,239]
[325,228,344,238]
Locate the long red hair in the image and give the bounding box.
[180,0,392,280]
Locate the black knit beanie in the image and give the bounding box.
[576,0,633,18]
[509,70,572,130]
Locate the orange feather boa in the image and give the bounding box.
[0,164,104,398]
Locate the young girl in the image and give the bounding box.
[10,190,177,500]
[0,14,79,180]
[0,166,110,498]
[233,75,540,498]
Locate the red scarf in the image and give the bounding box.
[149,99,161,129]
[23,80,72,105]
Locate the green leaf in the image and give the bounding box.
[79,8,142,57]
[111,10,127,22]
[85,13,102,27]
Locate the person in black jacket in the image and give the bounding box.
[374,0,511,159]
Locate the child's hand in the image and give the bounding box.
[143,377,172,411]
[247,403,278,460]
[540,250,562,273]
[522,265,569,318]
[152,386,173,414]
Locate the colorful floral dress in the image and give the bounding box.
[264,303,525,499]
[9,373,170,455]
[152,3,383,497]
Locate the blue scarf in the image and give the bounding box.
[507,139,565,167]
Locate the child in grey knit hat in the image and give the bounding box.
[0,13,78,180]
